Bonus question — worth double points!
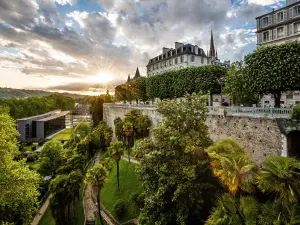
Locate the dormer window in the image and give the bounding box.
[277,11,284,23]
[263,17,269,27]
[294,5,300,17]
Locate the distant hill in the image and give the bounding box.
[0,87,85,99]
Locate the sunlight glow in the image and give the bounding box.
[86,72,113,84]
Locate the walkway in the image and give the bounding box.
[30,194,52,225]
[121,156,140,164]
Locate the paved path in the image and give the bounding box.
[121,156,140,164]
[31,194,52,225]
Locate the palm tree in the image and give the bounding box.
[205,193,259,225]
[85,164,108,225]
[257,156,300,205]
[206,138,258,195]
[108,141,125,191]
[123,122,134,163]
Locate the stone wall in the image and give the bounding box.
[207,115,282,165]
[103,104,284,165]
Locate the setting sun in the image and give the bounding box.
[86,72,113,84]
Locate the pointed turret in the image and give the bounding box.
[127,74,131,83]
[133,67,141,80]
[209,30,216,58]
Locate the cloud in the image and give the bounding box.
[0,0,263,93]
[247,0,284,6]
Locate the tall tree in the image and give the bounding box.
[114,117,124,141]
[133,94,220,225]
[0,107,40,225]
[88,96,104,126]
[244,41,300,107]
[89,121,113,151]
[85,164,109,225]
[108,141,125,191]
[39,140,64,176]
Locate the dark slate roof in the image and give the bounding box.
[147,44,207,66]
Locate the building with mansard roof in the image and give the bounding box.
[256,0,300,46]
[146,31,230,77]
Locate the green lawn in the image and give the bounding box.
[52,129,73,141]
[38,184,85,225]
[100,160,143,223]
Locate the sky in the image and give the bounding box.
[0,0,285,95]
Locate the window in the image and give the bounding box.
[153,65,155,70]
[169,60,172,66]
[160,62,163,68]
[191,56,195,62]
[263,31,269,42]
[265,101,270,104]
[277,12,284,22]
[295,22,300,34]
[175,58,178,64]
[201,57,204,64]
[263,17,269,27]
[294,5,300,16]
[165,61,167,67]
[277,27,284,38]
[180,56,184,63]
[156,64,159,69]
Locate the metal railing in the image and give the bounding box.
[208,106,292,118]
[104,103,292,118]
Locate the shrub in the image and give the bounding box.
[26,152,39,162]
[291,104,300,121]
[32,146,37,151]
[38,140,45,146]
[113,200,126,218]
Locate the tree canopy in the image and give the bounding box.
[244,41,300,107]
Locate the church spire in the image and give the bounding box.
[209,29,216,58]
[133,67,141,80]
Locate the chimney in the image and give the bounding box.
[175,42,184,49]
[163,47,170,54]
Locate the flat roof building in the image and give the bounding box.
[17,110,70,141]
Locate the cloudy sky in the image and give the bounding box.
[0,0,285,95]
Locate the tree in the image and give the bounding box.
[130,77,148,103]
[39,140,64,176]
[89,121,113,151]
[0,107,40,225]
[71,122,91,144]
[134,94,220,225]
[108,141,125,191]
[224,62,259,106]
[115,84,127,103]
[291,104,300,120]
[85,164,109,225]
[257,156,300,205]
[123,121,134,161]
[114,117,124,141]
[206,138,258,195]
[205,194,259,225]
[244,41,300,108]
[88,96,104,126]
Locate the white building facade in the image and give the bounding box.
[256,0,300,46]
[146,32,230,77]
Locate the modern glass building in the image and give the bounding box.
[17,110,70,141]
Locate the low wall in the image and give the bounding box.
[103,104,284,164]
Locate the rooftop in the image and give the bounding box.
[18,110,69,122]
[36,111,70,122]
[256,1,300,19]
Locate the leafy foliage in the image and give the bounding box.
[39,140,64,176]
[0,94,75,119]
[89,121,113,150]
[206,138,258,195]
[114,117,124,141]
[291,104,300,120]
[244,41,300,107]
[0,107,40,225]
[134,94,220,225]
[205,194,259,225]
[256,156,300,204]
[224,62,259,106]
[113,200,126,219]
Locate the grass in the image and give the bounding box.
[100,160,143,223]
[38,184,85,225]
[52,129,73,141]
